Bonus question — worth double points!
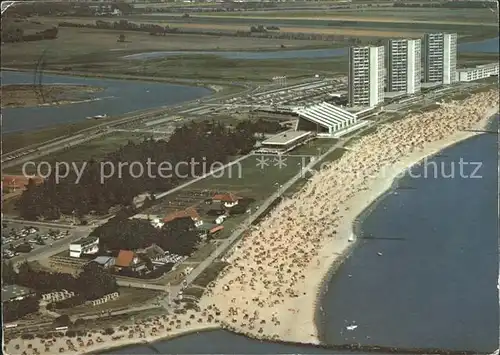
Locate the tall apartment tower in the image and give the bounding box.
[348,45,385,107]
[424,33,457,84]
[388,38,421,94]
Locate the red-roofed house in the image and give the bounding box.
[2,175,44,192]
[163,207,203,227]
[114,250,146,272]
[212,193,240,208]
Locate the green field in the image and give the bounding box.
[4,132,146,174]
[288,138,338,156]
[2,115,136,154]
[193,7,494,23]
[188,154,307,198]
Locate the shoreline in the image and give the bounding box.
[193,90,499,346]
[0,67,240,91]
[4,93,498,355]
[82,325,222,355]
[314,110,498,344]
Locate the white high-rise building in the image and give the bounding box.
[348,45,385,107]
[424,33,457,84]
[388,38,421,94]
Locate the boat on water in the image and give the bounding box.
[87,114,107,120]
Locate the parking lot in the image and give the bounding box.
[2,223,73,260]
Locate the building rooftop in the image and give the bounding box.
[115,250,136,267]
[92,256,115,265]
[2,175,44,189]
[261,130,311,146]
[212,193,241,203]
[163,207,200,223]
[294,102,356,131]
[2,284,36,302]
[71,236,98,246]
[457,62,499,72]
[129,214,161,221]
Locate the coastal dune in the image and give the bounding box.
[4,90,498,355]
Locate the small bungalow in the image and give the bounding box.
[212,193,241,208]
[114,250,146,273]
[90,256,115,269]
[163,207,203,227]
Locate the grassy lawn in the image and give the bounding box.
[158,263,191,286]
[288,138,338,155]
[194,8,496,24]
[192,260,229,288]
[211,214,246,240]
[184,242,217,263]
[2,116,128,154]
[182,286,205,299]
[189,154,305,201]
[43,54,348,83]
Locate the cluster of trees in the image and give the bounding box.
[3,296,40,323]
[250,25,280,33]
[59,20,180,36]
[55,20,381,44]
[3,2,133,17]
[6,261,118,301]
[235,118,284,135]
[18,120,256,221]
[92,214,200,256]
[1,25,58,43]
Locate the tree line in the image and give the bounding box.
[1,24,58,43]
[17,120,257,221]
[9,261,118,300]
[2,2,133,17]
[56,19,387,43]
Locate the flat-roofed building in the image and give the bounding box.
[424,33,457,85]
[456,62,499,82]
[348,45,385,107]
[388,38,421,94]
[69,236,99,258]
[294,102,358,137]
[256,130,314,154]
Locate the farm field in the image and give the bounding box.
[190,8,494,23]
[1,24,329,66]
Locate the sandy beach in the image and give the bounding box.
[197,89,499,343]
[4,89,498,355]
